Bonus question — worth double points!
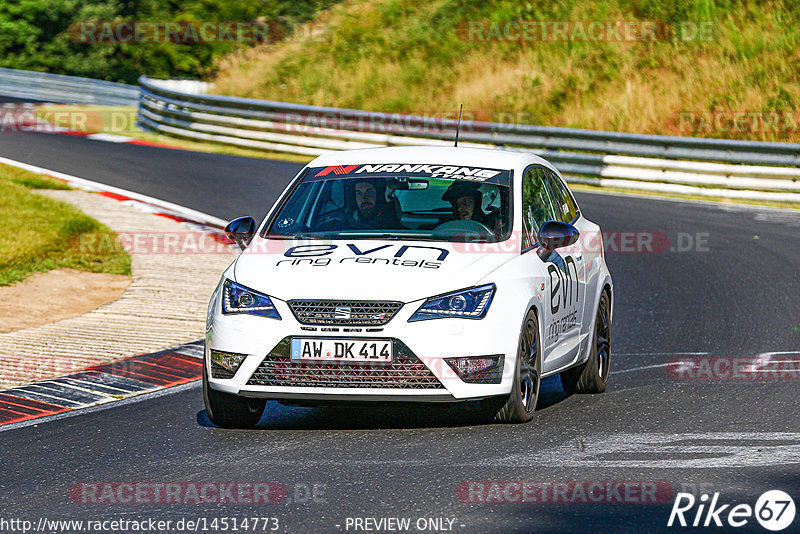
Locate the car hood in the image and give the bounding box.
[233,237,516,302]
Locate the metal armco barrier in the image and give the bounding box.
[0,67,139,106]
[4,67,799,202]
[137,76,800,202]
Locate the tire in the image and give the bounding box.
[203,359,266,428]
[493,309,541,424]
[561,290,611,394]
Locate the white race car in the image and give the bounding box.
[204,147,613,427]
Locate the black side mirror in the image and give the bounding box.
[537,220,579,253]
[225,216,256,251]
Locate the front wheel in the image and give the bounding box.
[561,291,611,394]
[493,309,541,424]
[203,359,266,428]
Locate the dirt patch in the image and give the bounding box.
[0,269,131,333]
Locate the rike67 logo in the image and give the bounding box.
[668,490,796,531]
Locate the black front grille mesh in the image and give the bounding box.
[247,338,444,389]
[288,300,402,326]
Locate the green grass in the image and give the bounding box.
[211,0,800,142]
[0,164,131,286]
[2,165,72,191]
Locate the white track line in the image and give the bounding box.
[0,155,227,228]
[613,351,800,375]
[615,351,710,356]
[573,185,800,212]
[612,352,708,376]
[611,362,684,375]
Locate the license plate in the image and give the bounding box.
[290,338,393,363]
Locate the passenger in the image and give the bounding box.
[441,181,502,233]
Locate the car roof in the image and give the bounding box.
[307,146,552,171]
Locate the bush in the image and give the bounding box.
[0,0,340,83]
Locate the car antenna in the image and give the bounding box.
[454,104,463,147]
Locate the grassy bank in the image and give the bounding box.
[0,164,131,286]
[211,0,800,143]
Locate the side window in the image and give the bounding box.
[545,168,578,222]
[534,167,559,223]
[543,169,568,223]
[522,166,559,248]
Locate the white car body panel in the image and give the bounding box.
[206,146,613,402]
[233,238,515,303]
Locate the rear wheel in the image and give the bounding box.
[561,290,611,394]
[493,309,541,424]
[203,359,265,428]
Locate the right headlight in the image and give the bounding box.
[408,284,495,322]
[222,279,281,320]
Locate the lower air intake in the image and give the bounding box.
[247,338,444,389]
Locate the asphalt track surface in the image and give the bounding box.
[1,131,799,533]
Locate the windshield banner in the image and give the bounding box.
[306,164,513,185]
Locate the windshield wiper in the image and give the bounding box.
[336,233,429,240]
[265,234,318,240]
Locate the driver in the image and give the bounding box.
[346,178,401,230]
[355,180,379,220]
[442,181,501,232]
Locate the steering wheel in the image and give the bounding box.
[432,219,494,239]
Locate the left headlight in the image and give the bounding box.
[408,284,495,322]
[222,279,281,320]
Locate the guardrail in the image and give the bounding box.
[3,66,797,201]
[0,67,138,106]
[1,66,794,203]
[137,76,800,202]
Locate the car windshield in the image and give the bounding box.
[265,163,513,242]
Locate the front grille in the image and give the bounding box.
[288,300,402,326]
[247,338,444,389]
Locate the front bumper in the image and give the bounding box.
[206,291,519,402]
